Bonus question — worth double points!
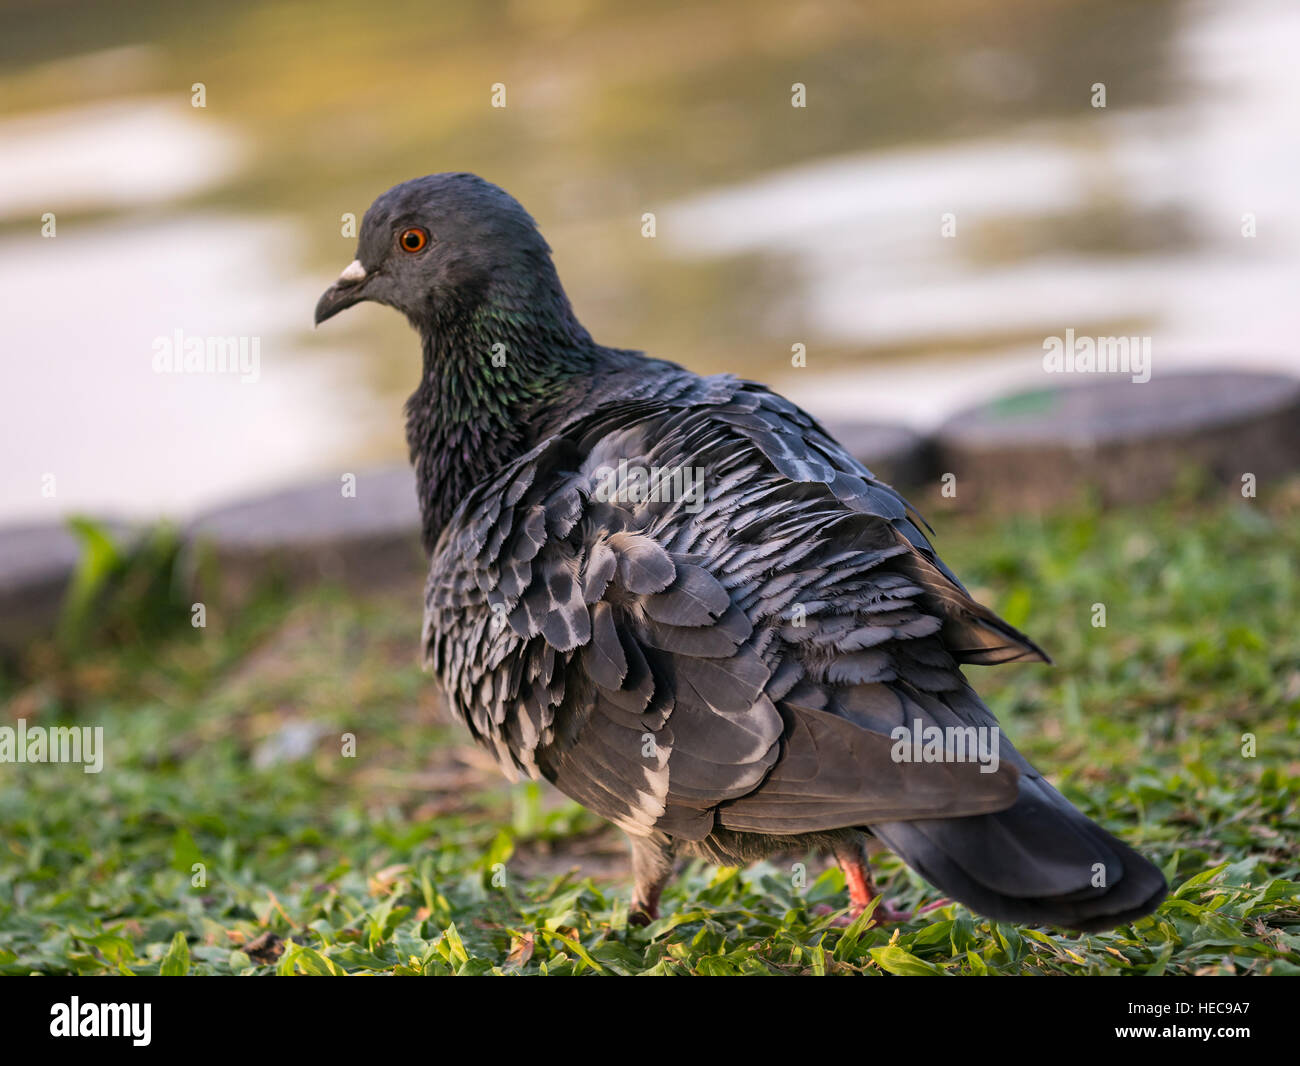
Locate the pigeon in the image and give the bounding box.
[315,172,1167,931]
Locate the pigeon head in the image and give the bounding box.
[315,173,602,546]
[314,172,566,331]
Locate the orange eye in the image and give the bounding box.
[399,227,429,253]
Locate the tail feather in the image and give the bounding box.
[870,776,1167,932]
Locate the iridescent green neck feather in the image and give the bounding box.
[404,280,602,552]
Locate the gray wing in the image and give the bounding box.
[423,373,1043,839]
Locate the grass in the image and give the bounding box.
[1,482,1298,975]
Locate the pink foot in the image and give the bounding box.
[830,841,951,924]
[813,898,919,925]
[872,899,917,923]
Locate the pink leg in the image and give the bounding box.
[830,840,948,923]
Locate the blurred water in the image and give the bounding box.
[0,96,243,215]
[670,0,1300,425]
[1,211,378,522]
[0,0,1296,522]
[0,98,378,522]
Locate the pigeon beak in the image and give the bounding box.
[314,260,370,325]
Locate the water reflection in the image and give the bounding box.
[669,0,1300,423]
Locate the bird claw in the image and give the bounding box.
[869,899,916,923]
[815,906,863,928]
[869,897,952,923]
[628,903,658,927]
[814,896,950,926]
